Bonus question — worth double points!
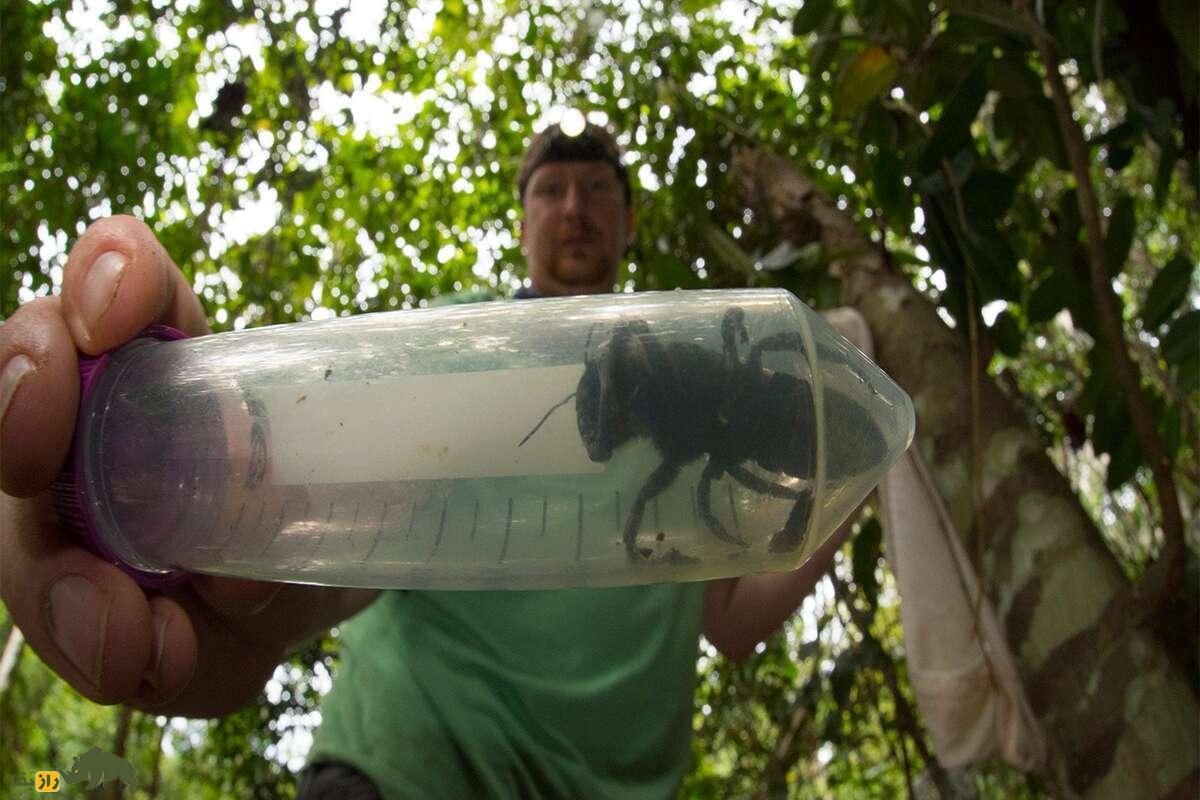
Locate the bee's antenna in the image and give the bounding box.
[584,320,610,364]
[518,391,577,447]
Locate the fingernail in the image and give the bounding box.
[80,250,128,336]
[143,612,168,691]
[0,354,36,428]
[48,575,111,686]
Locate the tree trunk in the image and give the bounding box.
[105,705,134,800]
[146,719,164,799]
[732,148,1199,800]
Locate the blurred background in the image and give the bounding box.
[1,0,1196,797]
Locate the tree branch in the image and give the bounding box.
[1017,0,1187,613]
[828,574,968,800]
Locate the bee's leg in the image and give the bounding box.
[721,307,749,367]
[720,308,751,421]
[747,331,806,371]
[768,489,815,554]
[726,464,805,499]
[626,460,681,560]
[698,460,748,546]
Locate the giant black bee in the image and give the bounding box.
[520,307,885,561]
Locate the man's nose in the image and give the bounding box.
[562,181,585,215]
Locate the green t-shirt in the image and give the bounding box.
[307,583,705,798]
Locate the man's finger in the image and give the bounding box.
[62,215,209,354]
[0,297,78,497]
[0,493,157,704]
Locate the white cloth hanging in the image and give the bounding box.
[823,307,1046,771]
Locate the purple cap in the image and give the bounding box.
[51,325,193,589]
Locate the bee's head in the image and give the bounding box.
[576,355,614,462]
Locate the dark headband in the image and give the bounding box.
[517,124,631,205]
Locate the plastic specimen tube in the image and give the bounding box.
[58,289,914,590]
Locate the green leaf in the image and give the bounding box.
[1154,137,1179,208]
[988,57,1045,99]
[1161,309,1200,365]
[1050,195,1078,249]
[702,224,756,280]
[1105,427,1141,490]
[944,0,1036,38]
[965,225,1021,302]
[834,46,900,119]
[1160,404,1182,460]
[852,517,882,608]
[808,12,844,77]
[1102,195,1136,278]
[1141,254,1195,330]
[813,273,844,310]
[1176,351,1200,393]
[793,0,836,36]
[919,64,988,173]
[1027,269,1072,324]
[921,194,966,279]
[961,168,1018,222]
[1160,0,1200,73]
[1089,360,1127,458]
[873,148,911,229]
[830,652,856,708]
[1108,146,1134,171]
[991,310,1022,356]
[993,95,1068,170]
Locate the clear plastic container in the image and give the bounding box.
[65,289,914,589]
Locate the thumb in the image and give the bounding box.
[62,215,209,355]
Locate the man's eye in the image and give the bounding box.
[539,183,563,196]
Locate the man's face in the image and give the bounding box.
[520,161,635,296]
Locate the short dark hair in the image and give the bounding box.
[517,122,631,206]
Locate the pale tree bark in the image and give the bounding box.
[0,623,24,698]
[0,623,27,767]
[733,148,1199,800]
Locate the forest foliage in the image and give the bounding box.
[1,0,1195,796]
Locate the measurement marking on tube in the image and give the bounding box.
[653,497,660,533]
[728,483,740,531]
[405,500,416,540]
[307,501,335,560]
[498,498,513,563]
[203,506,223,547]
[540,496,547,537]
[614,491,621,534]
[235,502,265,552]
[258,501,288,556]
[470,500,479,540]
[426,498,448,561]
[221,502,248,549]
[364,502,389,561]
[575,493,583,562]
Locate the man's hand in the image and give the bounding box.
[702,509,860,663]
[0,216,378,716]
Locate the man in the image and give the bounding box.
[0,121,848,797]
